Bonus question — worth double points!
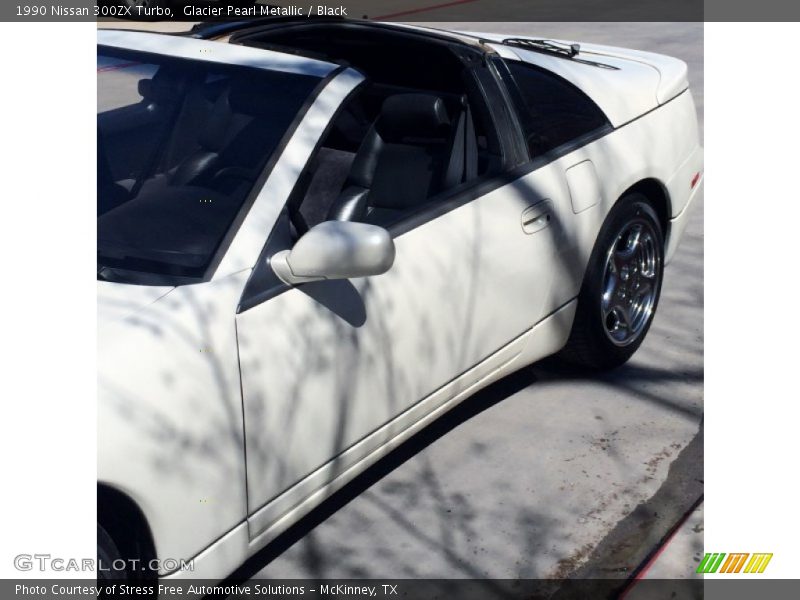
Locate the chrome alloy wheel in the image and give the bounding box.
[600,217,661,346]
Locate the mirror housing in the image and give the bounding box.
[271,221,395,285]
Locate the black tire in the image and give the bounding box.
[97,523,127,582]
[559,194,664,370]
[98,522,156,597]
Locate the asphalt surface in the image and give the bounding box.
[97,20,704,583]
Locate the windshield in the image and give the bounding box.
[97,48,321,283]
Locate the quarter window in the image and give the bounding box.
[503,60,609,157]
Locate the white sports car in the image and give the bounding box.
[97,19,703,582]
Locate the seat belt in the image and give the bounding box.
[464,103,478,182]
[443,108,467,190]
[443,100,479,190]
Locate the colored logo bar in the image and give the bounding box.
[697,553,773,574]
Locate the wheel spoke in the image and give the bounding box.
[601,289,614,313]
[602,268,619,306]
[627,226,643,254]
[613,229,643,272]
[612,249,630,275]
[617,303,633,331]
[636,280,653,298]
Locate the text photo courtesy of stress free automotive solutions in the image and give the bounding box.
[13,0,707,598]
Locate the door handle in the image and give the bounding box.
[521,200,553,234]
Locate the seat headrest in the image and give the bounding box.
[137,77,183,104]
[228,75,313,117]
[228,82,273,116]
[376,94,451,143]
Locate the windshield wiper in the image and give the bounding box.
[500,38,619,70]
[504,38,580,58]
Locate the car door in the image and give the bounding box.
[237,200,486,534]
[235,69,573,537]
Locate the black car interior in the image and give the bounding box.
[324,92,475,227]
[234,23,503,235]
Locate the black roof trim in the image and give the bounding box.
[186,15,344,39]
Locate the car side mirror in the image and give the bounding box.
[271,221,396,285]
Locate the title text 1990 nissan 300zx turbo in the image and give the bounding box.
[97,19,703,582]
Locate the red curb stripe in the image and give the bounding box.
[620,497,703,599]
[371,0,480,21]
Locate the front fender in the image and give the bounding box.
[98,272,249,571]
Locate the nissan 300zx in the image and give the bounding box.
[96,19,703,582]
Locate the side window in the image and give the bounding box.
[286,78,503,235]
[503,61,609,157]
